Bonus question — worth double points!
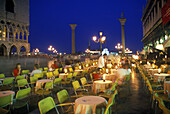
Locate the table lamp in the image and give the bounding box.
[158,68,161,74]
[103,74,105,82]
[106,69,108,74]
[64,69,67,74]
[79,66,81,69]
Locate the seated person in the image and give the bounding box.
[51,61,59,69]
[107,59,113,68]
[30,64,42,76]
[13,63,21,77]
[92,72,102,80]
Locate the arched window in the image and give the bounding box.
[5,0,14,13]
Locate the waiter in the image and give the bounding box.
[98,53,107,70]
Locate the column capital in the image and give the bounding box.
[69,24,77,30]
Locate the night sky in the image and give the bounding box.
[29,0,147,54]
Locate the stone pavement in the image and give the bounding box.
[113,70,153,114]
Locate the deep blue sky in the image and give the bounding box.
[29,0,147,54]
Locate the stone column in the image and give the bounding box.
[13,31,16,42]
[22,32,24,41]
[69,24,77,54]
[17,32,20,42]
[119,12,126,56]
[1,27,3,40]
[26,32,29,43]
[7,27,9,41]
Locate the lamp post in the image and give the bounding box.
[35,48,39,55]
[92,32,106,53]
[35,48,39,64]
[115,43,122,54]
[53,49,57,55]
[48,45,55,55]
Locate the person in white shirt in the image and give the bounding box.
[117,64,131,85]
[98,54,107,69]
[30,64,42,76]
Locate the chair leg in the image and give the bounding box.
[27,103,29,112]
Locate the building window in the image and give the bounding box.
[5,0,14,13]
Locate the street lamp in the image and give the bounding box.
[53,49,57,54]
[92,32,106,53]
[85,49,90,53]
[35,48,40,64]
[48,45,55,55]
[35,48,39,55]
[115,43,122,55]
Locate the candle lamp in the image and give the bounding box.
[115,66,118,69]
[106,69,109,74]
[103,74,105,82]
[79,66,81,69]
[86,64,88,67]
[64,69,67,74]
[158,68,161,74]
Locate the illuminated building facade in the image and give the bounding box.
[0,0,30,56]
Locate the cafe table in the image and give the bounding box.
[110,69,118,74]
[103,73,117,81]
[74,96,107,114]
[0,91,15,98]
[148,69,159,76]
[35,79,53,91]
[74,70,83,74]
[59,73,69,80]
[153,73,170,82]
[93,80,113,94]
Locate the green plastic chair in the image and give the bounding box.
[52,78,62,93]
[22,70,30,75]
[44,67,48,71]
[30,76,38,91]
[3,77,14,86]
[68,67,73,72]
[39,68,43,71]
[53,70,59,77]
[57,89,70,103]
[13,87,31,112]
[34,73,44,79]
[54,78,62,85]
[0,74,5,78]
[80,77,91,88]
[35,81,53,97]
[59,68,63,73]
[104,92,117,114]
[30,76,38,84]
[42,71,47,76]
[1,77,14,90]
[56,89,74,113]
[61,73,73,85]
[15,75,25,81]
[72,80,88,96]
[38,97,59,114]
[17,79,29,90]
[46,72,53,79]
[73,71,78,77]
[0,94,13,108]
